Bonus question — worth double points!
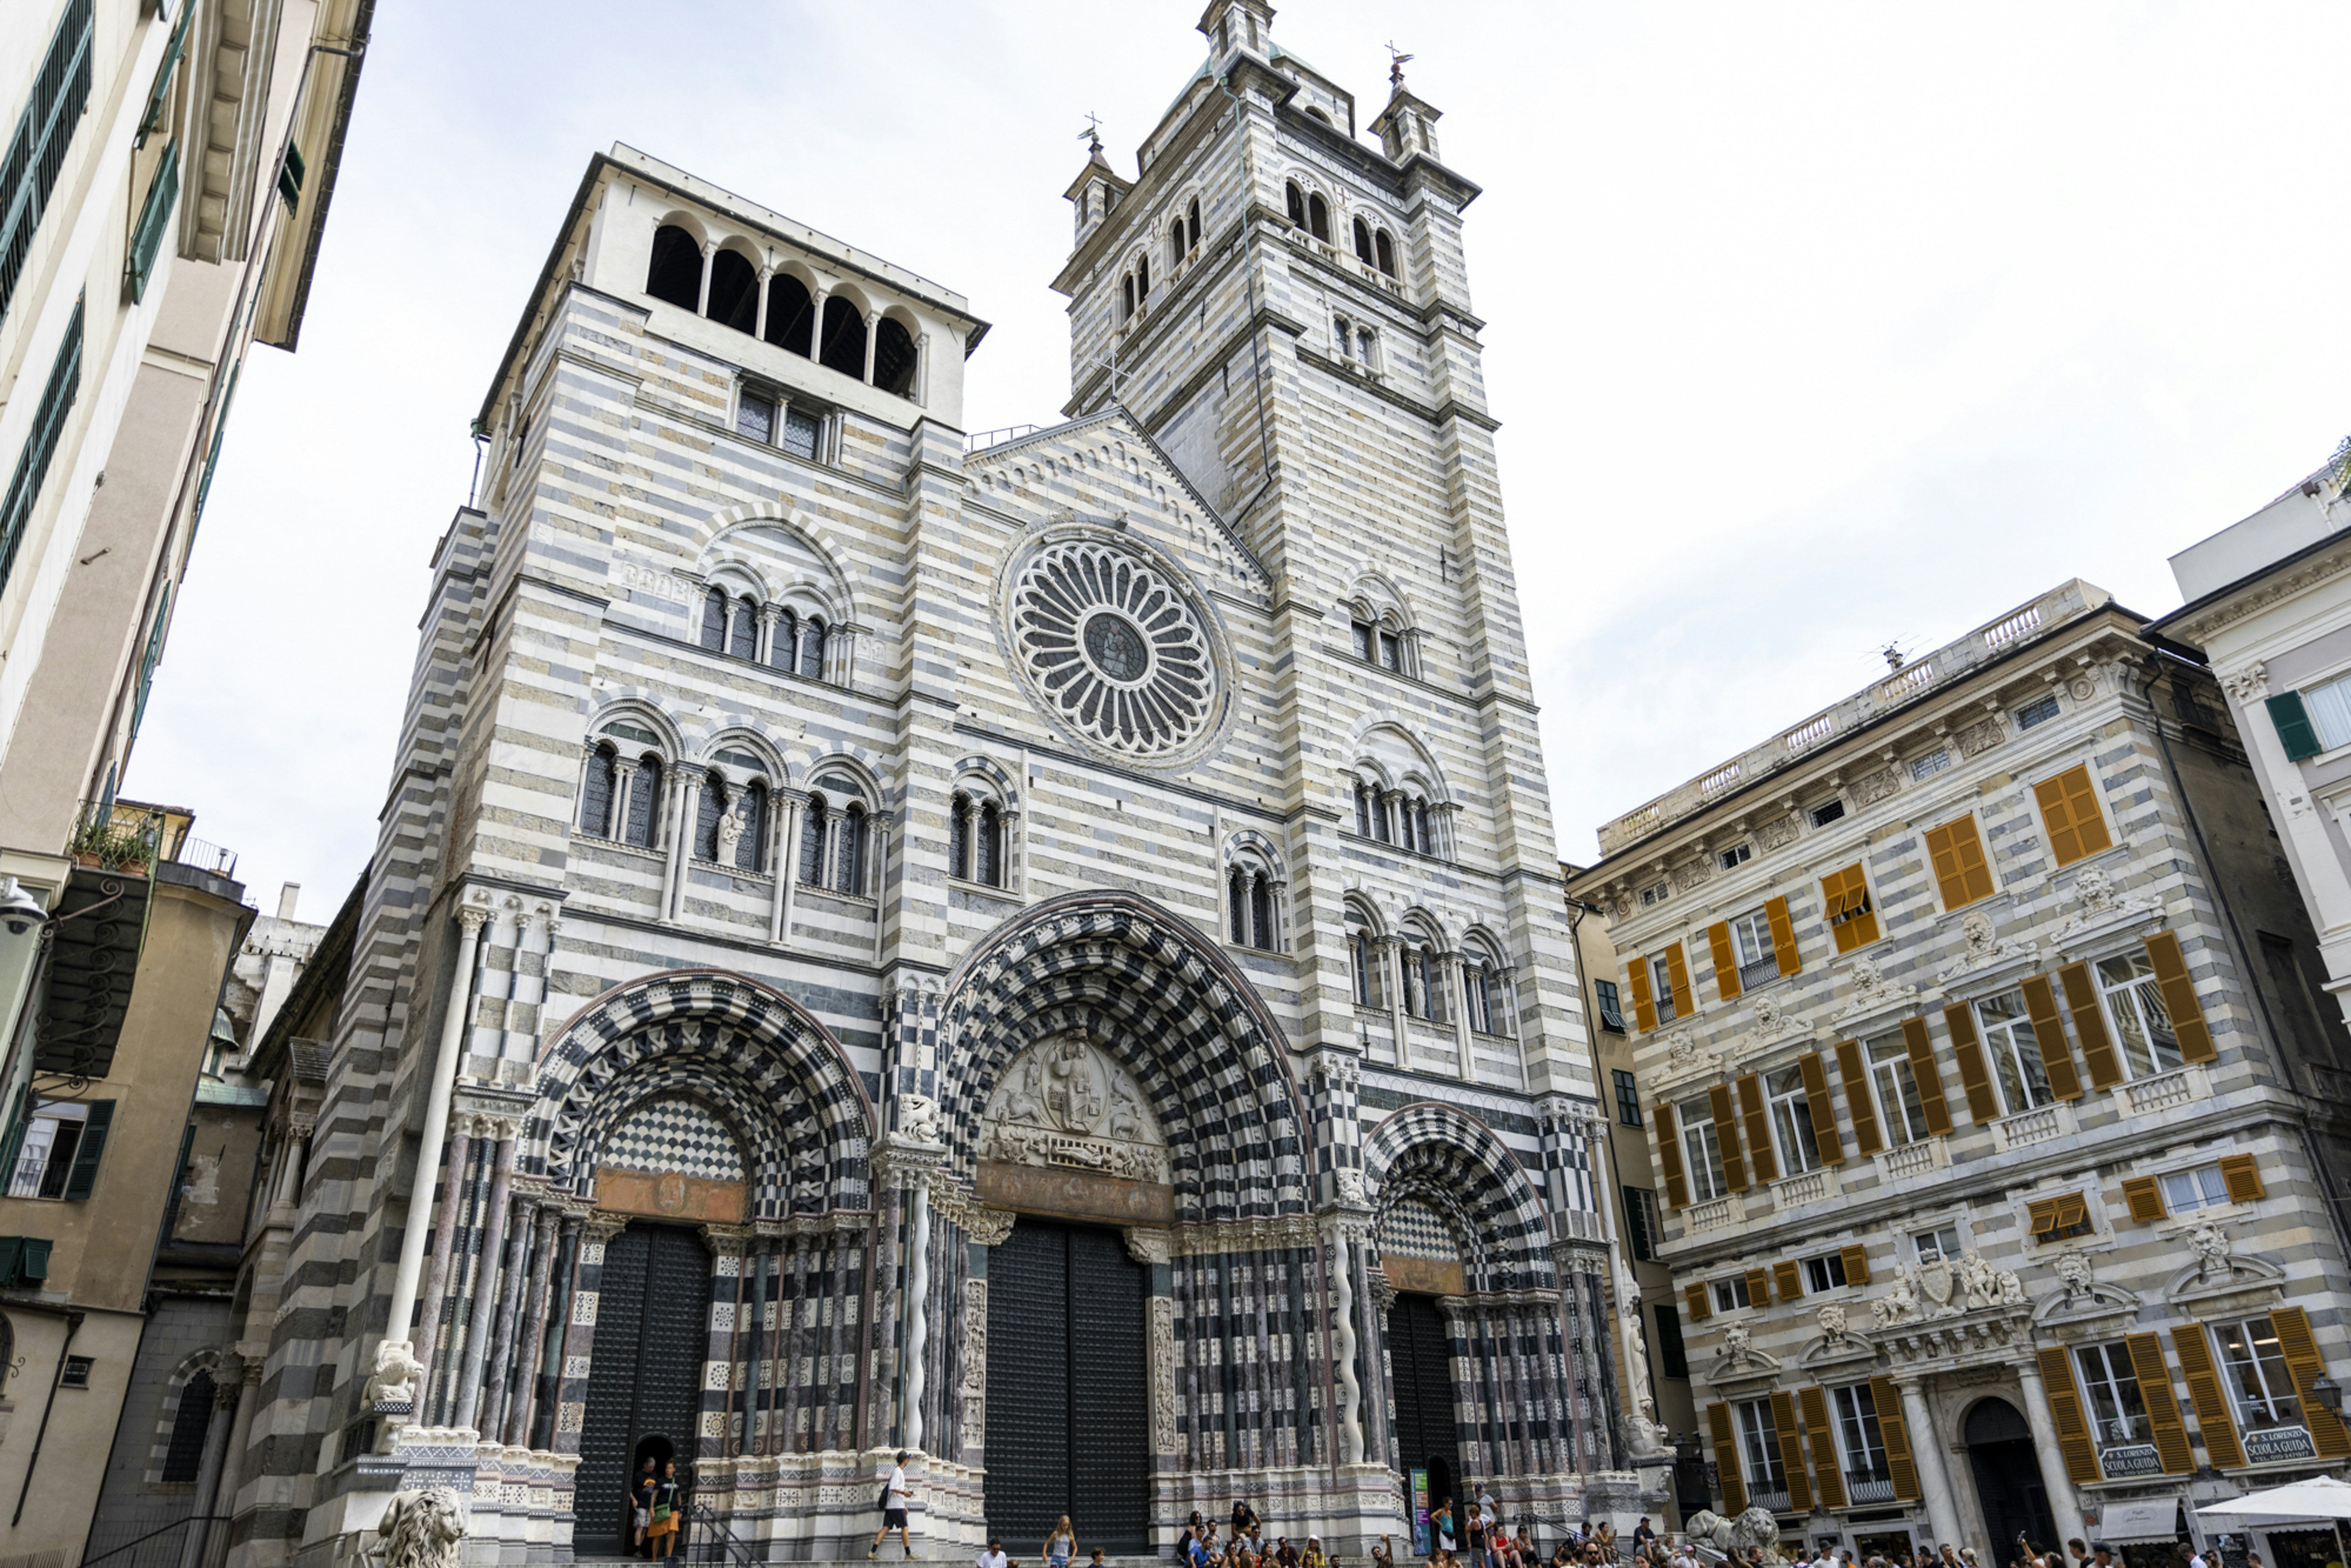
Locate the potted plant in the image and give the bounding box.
[67,814,156,874]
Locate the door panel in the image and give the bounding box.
[1387,1294,1461,1507]
[576,1225,714,1555]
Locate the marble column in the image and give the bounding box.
[477,1192,533,1437]
[176,1357,241,1568]
[501,1203,554,1445]
[1896,1374,1965,1550]
[1448,952,1476,1082]
[2016,1358,2088,1549]
[667,772,702,921]
[385,903,489,1381]
[454,1128,516,1428]
[1327,1223,1364,1463]
[904,1181,931,1452]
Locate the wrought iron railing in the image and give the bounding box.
[684,1499,759,1567]
[82,1514,230,1568]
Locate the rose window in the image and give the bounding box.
[1008,539,1218,758]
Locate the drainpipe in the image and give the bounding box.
[14,1310,84,1525]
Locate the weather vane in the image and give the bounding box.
[1079,112,1103,155]
[1385,42,1414,88]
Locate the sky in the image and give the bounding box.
[133,0,2351,922]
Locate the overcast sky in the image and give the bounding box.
[134,1,2351,922]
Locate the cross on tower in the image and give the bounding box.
[1385,42,1414,88]
[1079,112,1103,155]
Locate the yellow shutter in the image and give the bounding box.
[1833,1038,1884,1155]
[2128,1332,2196,1474]
[1744,1268,1771,1309]
[1629,958,1658,1033]
[2143,931,2217,1063]
[1800,1052,1843,1166]
[2023,975,2084,1100]
[1706,1402,1747,1513]
[2120,1176,2166,1223]
[1654,1102,1687,1210]
[1709,921,1742,1003]
[1771,1390,1813,1512]
[1926,814,1995,910]
[2035,763,2114,868]
[1774,1261,1803,1303]
[2217,1155,2264,1204]
[1737,1073,1778,1185]
[1943,1002,2000,1124]
[1840,1244,1871,1285]
[1799,1386,1847,1510]
[2026,1197,2060,1240]
[1710,1082,1749,1194]
[1684,1281,1712,1322]
[1766,895,1801,977]
[2170,1323,2245,1469]
[2059,960,2124,1088]
[1823,863,1880,952]
[2272,1306,2351,1457]
[2053,1191,2087,1231]
[1665,941,1696,1020]
[1901,1017,1953,1136]
[1869,1376,1920,1501]
[2036,1346,2103,1485]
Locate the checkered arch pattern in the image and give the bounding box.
[1363,1102,1554,1291]
[601,1094,747,1181]
[527,970,872,1216]
[1376,1196,1462,1263]
[938,890,1306,1222]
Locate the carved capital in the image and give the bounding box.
[2222,660,2271,704]
[1123,1226,1171,1266]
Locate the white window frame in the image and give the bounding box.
[1728,908,1780,991]
[2095,950,2185,1079]
[1649,953,1680,1026]
[1866,1031,1932,1146]
[1914,1224,1963,1265]
[1910,748,1953,782]
[1712,1274,1752,1313]
[6,1099,88,1200]
[2074,1342,2150,1446]
[2160,1163,2231,1215]
[1718,842,1752,871]
[1974,987,2056,1116]
[2214,1315,2304,1432]
[1679,1097,1726,1202]
[1801,1253,1850,1294]
[2015,694,2062,730]
[1766,1065,1822,1175]
[1734,1398,1787,1494]
[2301,670,2351,751]
[1830,1383,1893,1495]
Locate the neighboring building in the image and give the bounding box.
[0,0,369,1130]
[231,8,1627,1566]
[82,880,328,1568]
[0,802,254,1568]
[1562,582,2351,1566]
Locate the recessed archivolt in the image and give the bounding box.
[1363,1101,1554,1292]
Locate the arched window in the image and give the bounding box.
[1307,193,1331,244]
[948,792,972,880]
[646,225,702,310]
[1250,873,1275,951]
[694,772,728,861]
[836,802,867,895]
[976,801,1003,887]
[1349,924,1383,1008]
[1372,787,1393,845]
[1285,182,1307,228]
[705,249,758,332]
[736,782,768,872]
[728,596,758,659]
[625,756,662,848]
[1464,958,1495,1035]
[818,296,867,379]
[1353,216,1374,264]
[771,608,798,670]
[1375,229,1397,277]
[1136,256,1150,302]
[799,618,827,681]
[1228,866,1250,945]
[1121,275,1136,322]
[765,274,815,357]
[1186,198,1201,252]
[799,793,829,884]
[580,744,617,837]
[1410,797,1434,855]
[874,319,918,398]
[700,587,726,650]
[1354,780,1377,838]
[161,1367,216,1484]
[1169,223,1187,273]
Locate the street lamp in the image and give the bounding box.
[2310,1373,2342,1414]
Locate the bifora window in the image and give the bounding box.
[2214,1316,2304,1432]
[1767,1065,1822,1174]
[1867,1031,1933,1146]
[2096,950,2184,1079]
[1831,1384,1894,1501]
[1974,987,2056,1115]
[1678,1096,1728,1203]
[2074,1343,2151,1445]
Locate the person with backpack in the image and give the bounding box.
[869,1450,914,1559]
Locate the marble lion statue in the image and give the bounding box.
[1683,1507,1786,1565]
[377,1489,465,1568]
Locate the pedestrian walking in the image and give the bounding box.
[869,1449,916,1560]
[643,1460,681,1566]
[1044,1516,1076,1568]
[630,1457,657,1555]
[1434,1501,1458,1556]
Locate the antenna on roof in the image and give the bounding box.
[1079,112,1104,156]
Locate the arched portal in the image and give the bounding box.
[1964,1396,2055,1554]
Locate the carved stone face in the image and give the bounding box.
[1961,912,1994,952]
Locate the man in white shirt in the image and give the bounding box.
[869,1451,914,1560]
[2187,1551,2209,1568]
[977,1539,1013,1568]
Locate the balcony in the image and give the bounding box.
[2121,1068,2197,1115]
[1684,1196,1736,1233]
[1995,1103,2066,1151]
[1749,1489,1792,1514]
[1772,1168,1837,1209]
[1878,1139,1942,1181]
[1845,1477,1897,1505]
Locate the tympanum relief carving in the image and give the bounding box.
[982,1036,1169,1183]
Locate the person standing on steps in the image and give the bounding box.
[869,1449,916,1560]
[1044,1515,1076,1568]
[630,1457,657,1556]
[643,1460,681,1566]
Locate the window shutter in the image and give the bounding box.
[1943,1003,2000,1124]
[2126,1333,2196,1474]
[2268,691,2326,761]
[1629,960,1658,1033]
[1685,1282,1712,1322]
[2054,1192,2088,1232]
[61,1100,113,1200]
[1654,1102,1688,1210]
[2022,975,2084,1100]
[2169,1324,2245,1470]
[1773,1261,1803,1302]
[2270,1306,2351,1458]
[1833,1039,1884,1155]
[2059,960,2124,1088]
[1771,1390,1813,1512]
[2120,1176,2166,1222]
[2142,931,2217,1063]
[1666,942,1696,1020]
[1840,1244,1871,1285]
[2036,1346,2103,1485]
[2035,764,2114,867]
[1799,1386,1847,1510]
[1869,1376,1920,1501]
[1926,815,1996,910]
[1710,1082,1749,1193]
[1737,1074,1777,1185]
[2216,1155,2264,1204]
[1799,1052,1843,1165]
[1708,921,1742,1003]
[2026,1198,2059,1240]
[1901,1017,1954,1136]
[1705,1403,1747,1514]
[1767,896,1801,976]
[1744,1267,1771,1306]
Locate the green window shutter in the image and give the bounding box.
[21,1238,52,1282]
[130,583,170,742]
[125,140,179,303]
[137,1,193,149]
[0,296,86,592]
[61,1100,112,1200]
[0,0,97,325]
[0,1081,32,1195]
[0,1238,21,1286]
[276,142,306,211]
[2268,692,2324,761]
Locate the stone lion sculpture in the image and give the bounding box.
[362,1338,424,1407]
[1683,1507,1785,1565]
[377,1489,465,1568]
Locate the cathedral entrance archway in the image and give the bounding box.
[983,1218,1149,1553]
[577,1225,714,1556]
[1963,1398,2055,1555]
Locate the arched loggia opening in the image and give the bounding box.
[646,225,702,310]
[818,297,866,379]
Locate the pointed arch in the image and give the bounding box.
[1363,1103,1554,1291]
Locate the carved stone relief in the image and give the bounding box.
[982,1036,1169,1184]
[1854,768,1900,806]
[963,1278,988,1453]
[1148,1294,1178,1455]
[1956,718,2004,757]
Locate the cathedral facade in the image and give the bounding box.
[235,6,1630,1563]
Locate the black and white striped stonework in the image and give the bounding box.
[1364,1103,1556,1292]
